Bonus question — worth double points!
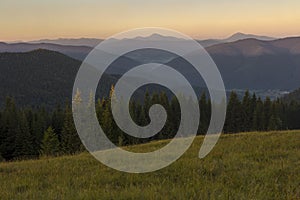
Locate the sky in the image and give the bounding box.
[1,0,300,41]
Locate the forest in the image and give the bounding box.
[1,86,300,161]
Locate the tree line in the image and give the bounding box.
[1,87,300,161]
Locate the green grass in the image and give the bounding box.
[1,131,300,200]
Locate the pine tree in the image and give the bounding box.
[31,107,49,153]
[100,86,116,144]
[250,93,257,131]
[40,127,60,156]
[61,104,83,154]
[169,95,180,136]
[14,111,35,159]
[241,90,252,132]
[263,97,272,130]
[0,97,19,160]
[224,92,242,133]
[267,102,282,131]
[252,97,264,131]
[144,90,151,124]
[199,92,209,134]
[51,105,65,142]
[159,92,171,139]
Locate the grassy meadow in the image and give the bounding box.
[0,131,300,200]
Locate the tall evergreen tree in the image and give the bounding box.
[61,104,83,154]
[51,105,65,142]
[263,97,272,130]
[199,92,209,134]
[40,127,60,156]
[252,97,264,131]
[169,95,180,136]
[241,90,252,132]
[14,111,35,158]
[224,92,242,133]
[144,90,151,124]
[0,97,19,160]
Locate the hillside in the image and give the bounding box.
[0,49,115,108]
[2,36,300,92]
[0,42,92,60]
[207,37,300,56]
[0,131,299,199]
[205,37,300,90]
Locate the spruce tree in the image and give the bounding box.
[224,92,242,133]
[241,90,252,132]
[61,104,83,154]
[40,127,60,156]
[199,92,209,134]
[169,95,180,136]
[159,92,171,139]
[252,97,264,131]
[0,97,19,160]
[144,90,151,124]
[14,111,35,158]
[51,105,65,142]
[263,97,272,130]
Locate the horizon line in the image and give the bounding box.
[3,32,300,43]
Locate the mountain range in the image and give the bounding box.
[19,32,274,47]
[28,38,103,47]
[198,32,275,47]
[0,32,281,61]
[1,33,300,107]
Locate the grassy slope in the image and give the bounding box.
[0,131,300,200]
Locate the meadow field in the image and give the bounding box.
[0,131,299,200]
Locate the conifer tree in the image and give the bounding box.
[241,90,252,132]
[40,127,60,156]
[51,105,65,142]
[199,92,209,134]
[0,97,19,160]
[14,111,35,158]
[224,92,242,133]
[159,92,171,139]
[169,95,180,136]
[263,97,272,130]
[61,104,83,154]
[144,90,151,124]
[252,97,264,131]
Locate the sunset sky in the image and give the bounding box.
[1,0,300,41]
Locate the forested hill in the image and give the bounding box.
[0,49,115,108]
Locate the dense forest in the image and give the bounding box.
[1,87,300,161]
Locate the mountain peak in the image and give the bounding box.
[231,32,247,37]
[131,33,185,41]
[227,32,275,42]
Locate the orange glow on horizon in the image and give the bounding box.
[1,0,300,41]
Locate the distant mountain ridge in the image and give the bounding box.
[28,38,103,47]
[0,42,92,60]
[7,32,276,48]
[2,34,300,92]
[198,32,275,47]
[207,37,300,56]
[205,37,300,90]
